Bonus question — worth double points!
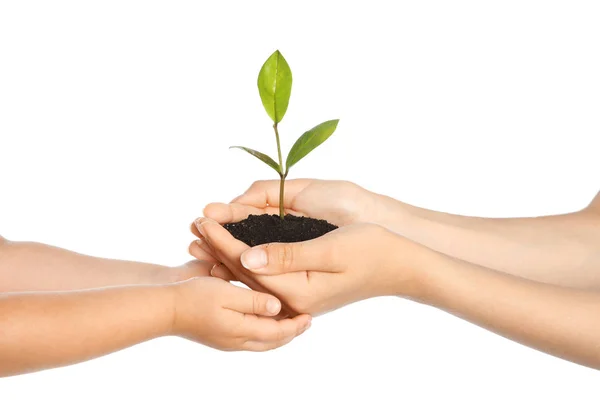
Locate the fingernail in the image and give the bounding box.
[302,321,312,333]
[196,238,210,250]
[194,219,207,237]
[241,248,267,270]
[266,298,281,315]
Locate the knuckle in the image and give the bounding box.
[340,180,358,192]
[250,180,267,190]
[252,293,260,315]
[272,243,295,272]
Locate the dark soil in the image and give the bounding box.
[223,214,338,247]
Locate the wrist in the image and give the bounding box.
[144,265,195,285]
[124,284,179,339]
[369,193,413,234]
[383,232,432,301]
[144,266,174,285]
[161,283,180,337]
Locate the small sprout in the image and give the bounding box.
[230,50,340,219]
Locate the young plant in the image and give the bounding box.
[231,50,339,219]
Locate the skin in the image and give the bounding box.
[0,239,214,292]
[192,179,600,369]
[201,179,600,289]
[0,237,311,377]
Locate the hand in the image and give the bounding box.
[190,219,421,316]
[170,277,312,351]
[170,260,236,283]
[138,260,235,286]
[202,179,385,228]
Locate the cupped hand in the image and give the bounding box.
[202,179,383,228]
[189,218,420,316]
[170,276,311,351]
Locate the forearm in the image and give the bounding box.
[404,244,600,370]
[373,194,600,289]
[0,240,175,292]
[0,284,173,377]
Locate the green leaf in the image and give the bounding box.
[285,119,339,171]
[257,50,292,124]
[230,146,282,175]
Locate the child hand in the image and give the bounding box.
[170,277,312,351]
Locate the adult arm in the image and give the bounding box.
[196,221,600,370]
[204,180,600,290]
[374,190,600,289]
[413,244,600,370]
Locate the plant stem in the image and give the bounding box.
[273,123,285,219]
[279,174,286,219]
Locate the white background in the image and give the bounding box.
[1,1,599,398]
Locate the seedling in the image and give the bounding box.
[231,50,339,219]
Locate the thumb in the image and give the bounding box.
[240,240,341,275]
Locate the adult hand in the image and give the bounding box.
[190,219,421,316]
[202,179,386,228]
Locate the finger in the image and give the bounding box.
[234,179,313,208]
[190,221,202,238]
[242,338,294,352]
[194,238,217,258]
[193,219,264,288]
[176,259,214,278]
[222,285,283,317]
[204,202,304,224]
[188,239,218,262]
[193,218,301,317]
[193,218,249,258]
[239,238,342,275]
[203,202,269,224]
[244,314,312,344]
[210,263,237,281]
[242,324,311,352]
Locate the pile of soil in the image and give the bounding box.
[223,214,338,247]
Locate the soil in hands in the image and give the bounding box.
[223,214,339,247]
